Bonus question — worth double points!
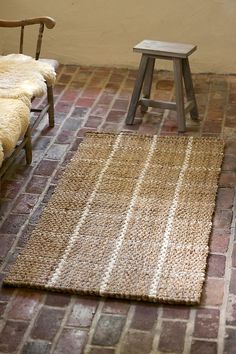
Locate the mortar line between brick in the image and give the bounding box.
[217,186,236,354]
[83,300,105,354]
[115,304,135,354]
[49,297,76,354]
[183,309,196,354]
[151,306,163,353]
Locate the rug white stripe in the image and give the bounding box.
[99,135,158,294]
[47,133,124,286]
[148,137,194,298]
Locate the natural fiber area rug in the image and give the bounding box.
[4,133,224,304]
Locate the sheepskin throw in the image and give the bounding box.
[0,54,56,166]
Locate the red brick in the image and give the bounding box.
[212,209,232,229]
[120,331,153,354]
[162,305,190,320]
[55,328,87,354]
[224,328,236,353]
[22,340,51,354]
[106,110,125,123]
[97,93,114,105]
[7,289,42,320]
[85,116,103,128]
[190,340,217,354]
[55,101,72,114]
[130,303,158,331]
[0,180,23,199]
[11,194,39,214]
[56,130,76,144]
[158,321,186,353]
[92,314,126,346]
[76,98,95,107]
[222,155,236,171]
[0,234,14,261]
[0,214,27,234]
[216,188,234,209]
[45,293,71,307]
[209,229,230,253]
[207,254,226,277]
[219,171,236,187]
[229,268,236,295]
[61,89,78,101]
[201,278,224,306]
[90,105,109,117]
[33,136,51,150]
[89,348,115,354]
[0,320,28,352]
[225,140,236,155]
[62,118,81,131]
[67,297,98,327]
[112,99,129,111]
[194,308,220,338]
[82,87,101,98]
[31,307,65,341]
[46,144,68,160]
[25,176,48,194]
[34,160,58,176]
[102,299,130,315]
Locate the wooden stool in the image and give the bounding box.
[125,40,199,132]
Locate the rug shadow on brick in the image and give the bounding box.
[3,132,224,304]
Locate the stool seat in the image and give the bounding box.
[126,39,199,132]
[134,40,197,58]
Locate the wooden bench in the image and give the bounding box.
[0,17,58,178]
[125,40,199,132]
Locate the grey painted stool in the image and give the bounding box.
[125,40,199,132]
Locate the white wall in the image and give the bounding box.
[1,0,236,73]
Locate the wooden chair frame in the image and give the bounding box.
[0,17,56,178]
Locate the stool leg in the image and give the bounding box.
[126,55,149,125]
[173,58,186,133]
[182,58,199,120]
[141,57,155,113]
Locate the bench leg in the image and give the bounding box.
[182,58,199,121]
[24,127,32,164]
[141,57,155,113]
[126,55,149,125]
[47,84,55,127]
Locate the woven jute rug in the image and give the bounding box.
[4,133,224,304]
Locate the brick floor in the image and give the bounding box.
[0,66,235,353]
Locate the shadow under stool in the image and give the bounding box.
[125,40,199,133]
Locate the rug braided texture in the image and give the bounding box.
[4,133,224,304]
